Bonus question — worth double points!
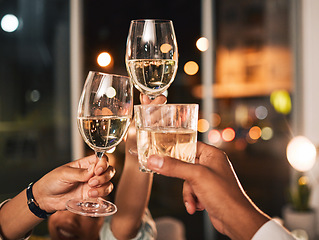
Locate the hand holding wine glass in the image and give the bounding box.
[126,19,178,99]
[66,71,133,217]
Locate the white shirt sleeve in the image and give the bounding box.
[99,208,157,240]
[252,219,296,240]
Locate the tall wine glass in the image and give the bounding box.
[125,19,178,99]
[66,71,133,217]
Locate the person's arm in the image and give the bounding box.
[110,128,153,240]
[0,155,115,240]
[110,94,166,240]
[146,142,271,240]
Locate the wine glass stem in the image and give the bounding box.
[96,151,105,162]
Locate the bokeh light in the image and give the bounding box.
[270,90,292,114]
[235,104,249,127]
[184,61,199,75]
[286,136,316,172]
[97,52,112,67]
[298,176,308,186]
[160,43,172,53]
[261,127,273,140]
[30,90,40,102]
[222,128,235,142]
[106,87,116,98]
[212,113,221,127]
[198,119,210,133]
[255,106,268,120]
[208,129,221,144]
[196,37,209,52]
[1,14,19,32]
[249,126,261,140]
[246,134,257,144]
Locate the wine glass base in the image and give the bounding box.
[66,197,117,217]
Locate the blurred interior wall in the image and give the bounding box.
[294,0,319,235]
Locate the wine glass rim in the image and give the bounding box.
[130,19,173,23]
[134,103,199,108]
[88,71,130,80]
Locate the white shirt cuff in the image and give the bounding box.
[252,219,296,240]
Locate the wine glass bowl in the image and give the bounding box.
[66,71,133,217]
[126,19,178,99]
[77,73,133,154]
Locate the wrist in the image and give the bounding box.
[225,200,270,239]
[27,182,55,219]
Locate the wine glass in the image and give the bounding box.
[125,19,178,99]
[66,71,133,217]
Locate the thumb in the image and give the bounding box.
[147,155,194,181]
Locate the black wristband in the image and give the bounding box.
[26,182,53,219]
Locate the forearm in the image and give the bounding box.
[0,189,42,239]
[111,152,153,239]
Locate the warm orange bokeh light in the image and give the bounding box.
[222,127,235,142]
[160,43,172,53]
[198,119,210,133]
[184,61,199,75]
[249,126,261,140]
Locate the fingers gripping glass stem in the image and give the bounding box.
[66,71,133,217]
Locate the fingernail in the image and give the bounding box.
[96,167,103,176]
[89,179,99,187]
[185,201,193,215]
[148,155,164,169]
[89,189,98,198]
[140,94,150,104]
[185,201,189,211]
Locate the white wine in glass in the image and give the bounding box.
[134,104,198,172]
[126,19,178,99]
[66,71,133,217]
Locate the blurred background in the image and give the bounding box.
[1,0,319,239]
